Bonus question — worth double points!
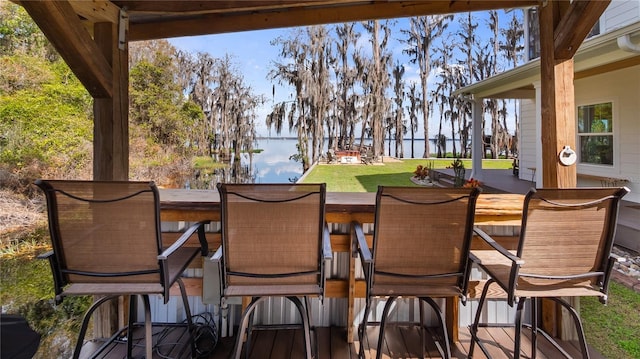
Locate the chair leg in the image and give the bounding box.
[469,278,494,358]
[549,297,591,359]
[232,297,266,359]
[531,297,538,359]
[72,295,118,359]
[176,277,197,358]
[304,296,316,359]
[419,300,426,359]
[245,297,258,359]
[422,297,451,359]
[514,297,527,359]
[127,295,136,357]
[288,296,313,359]
[358,297,372,359]
[376,297,397,359]
[142,294,153,359]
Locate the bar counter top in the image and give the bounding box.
[159,189,524,224]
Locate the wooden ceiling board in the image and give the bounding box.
[110,0,541,40]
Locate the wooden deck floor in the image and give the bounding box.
[81,324,604,359]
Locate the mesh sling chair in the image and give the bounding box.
[354,186,481,359]
[35,180,209,359]
[212,183,332,359]
[469,187,630,359]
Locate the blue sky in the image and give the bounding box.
[168,12,521,137]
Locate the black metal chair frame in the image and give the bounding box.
[355,186,481,359]
[36,180,209,359]
[212,183,332,359]
[469,187,630,359]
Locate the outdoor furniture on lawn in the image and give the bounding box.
[35,180,209,359]
[360,145,374,165]
[469,187,630,359]
[336,150,361,163]
[354,186,481,359]
[211,183,332,359]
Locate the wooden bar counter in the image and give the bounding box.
[159,189,524,343]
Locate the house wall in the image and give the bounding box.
[574,64,640,203]
[516,65,639,252]
[602,0,640,32]
[518,65,639,204]
[518,99,538,184]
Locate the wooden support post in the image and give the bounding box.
[93,20,129,181]
[539,0,598,340]
[446,297,458,343]
[92,19,129,338]
[539,1,577,189]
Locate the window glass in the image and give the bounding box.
[578,102,613,165]
[527,9,540,60]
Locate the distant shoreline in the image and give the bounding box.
[256,137,444,141]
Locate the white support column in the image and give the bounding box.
[470,96,484,181]
[534,81,542,187]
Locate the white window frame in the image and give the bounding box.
[576,100,616,173]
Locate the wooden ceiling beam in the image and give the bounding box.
[19,0,113,98]
[113,0,352,14]
[128,0,540,41]
[554,0,610,60]
[69,0,121,23]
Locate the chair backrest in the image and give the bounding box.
[372,186,481,289]
[217,183,326,287]
[518,187,629,282]
[35,180,163,285]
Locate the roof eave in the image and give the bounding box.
[455,21,640,99]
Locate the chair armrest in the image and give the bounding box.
[37,250,65,304]
[209,245,223,263]
[322,224,333,261]
[352,221,372,264]
[158,220,211,260]
[37,250,54,260]
[473,226,524,265]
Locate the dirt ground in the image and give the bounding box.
[0,190,43,245]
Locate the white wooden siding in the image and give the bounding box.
[602,0,640,32]
[519,99,538,185]
[575,65,640,203]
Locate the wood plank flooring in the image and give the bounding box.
[81,325,605,359]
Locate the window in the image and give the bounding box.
[578,102,613,165]
[527,8,540,60]
[526,9,599,61]
[587,20,600,38]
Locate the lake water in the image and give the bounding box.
[248,138,463,183]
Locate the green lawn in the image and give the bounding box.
[301,158,513,192]
[581,282,640,359]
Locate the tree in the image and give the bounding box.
[129,42,191,149]
[360,20,392,159]
[268,29,314,172]
[304,25,333,164]
[457,12,480,158]
[391,62,405,158]
[401,15,452,158]
[0,1,51,58]
[190,52,217,156]
[405,82,420,158]
[333,22,360,150]
[213,54,262,172]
